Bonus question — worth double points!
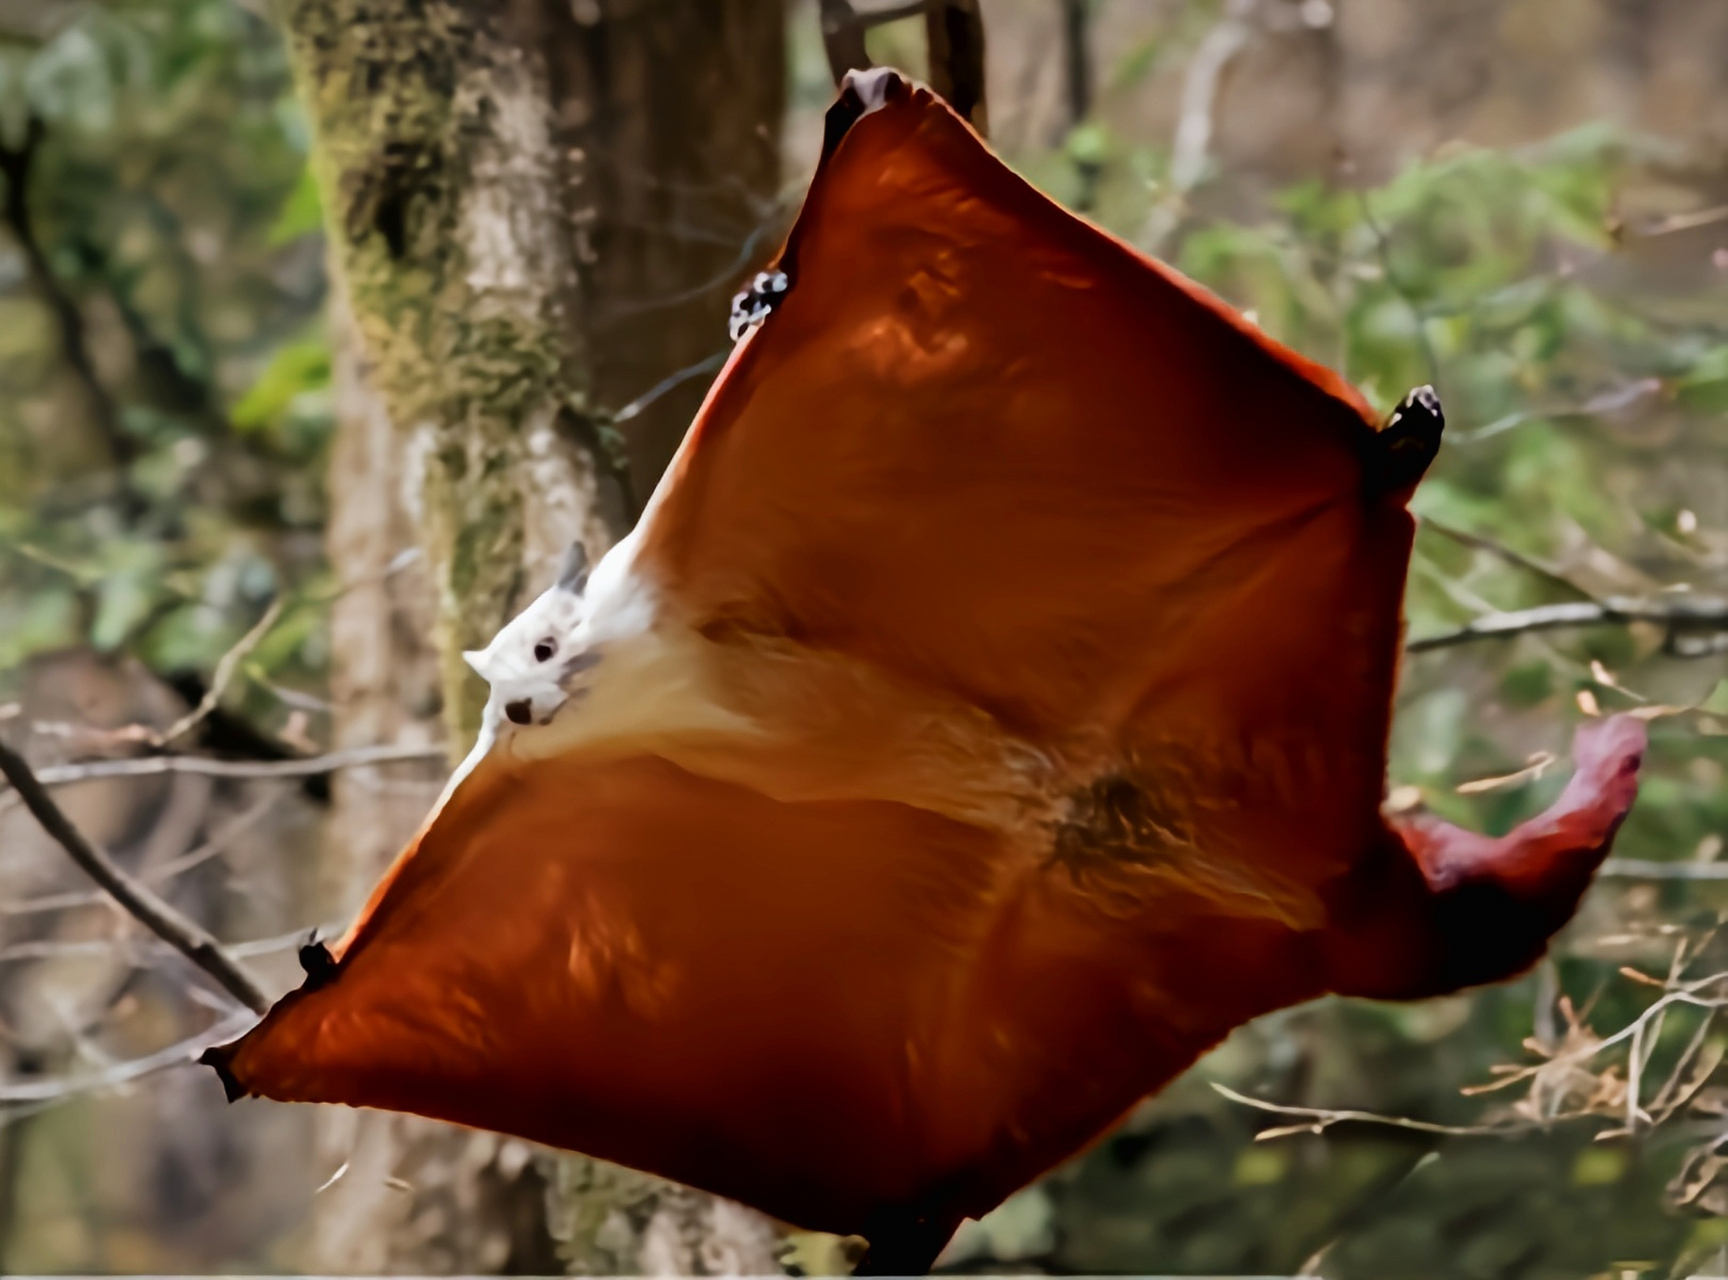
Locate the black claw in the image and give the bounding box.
[822,79,871,163]
[198,1045,246,1102]
[820,67,903,164]
[750,67,910,341]
[1365,384,1445,496]
[299,937,340,990]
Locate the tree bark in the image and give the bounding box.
[544,0,792,490]
[283,0,615,749]
[286,0,788,1272]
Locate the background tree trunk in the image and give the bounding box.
[284,0,788,1272]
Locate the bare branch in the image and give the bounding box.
[0,116,134,470]
[815,1,988,134]
[1464,972,1728,1100]
[1453,379,1663,446]
[818,0,871,82]
[1210,1081,1538,1140]
[1218,972,1728,1145]
[1415,516,1598,603]
[611,351,726,425]
[1600,858,1728,881]
[4,790,284,917]
[1141,0,1257,249]
[598,217,782,324]
[0,1007,255,1106]
[225,922,344,960]
[924,0,988,135]
[159,598,285,746]
[1060,0,1093,130]
[1,920,336,965]
[1170,0,1256,192]
[0,738,272,1013]
[18,741,445,790]
[858,0,926,24]
[817,0,931,86]
[1405,596,1728,654]
[1629,203,1728,239]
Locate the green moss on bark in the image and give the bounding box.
[280,0,588,748]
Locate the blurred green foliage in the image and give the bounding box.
[0,0,330,712]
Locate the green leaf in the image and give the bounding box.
[1065,122,1110,169]
[230,335,331,432]
[267,166,324,246]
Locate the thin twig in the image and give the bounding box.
[1600,859,1728,881]
[225,922,344,959]
[1060,0,1093,131]
[0,738,271,1013]
[1452,379,1663,446]
[1405,596,1728,653]
[0,920,334,965]
[1630,204,1728,239]
[610,351,726,425]
[0,939,131,962]
[159,597,284,746]
[818,0,871,80]
[1465,972,1728,1099]
[1415,516,1598,603]
[0,115,133,469]
[3,790,284,917]
[1219,973,1728,1143]
[0,1007,255,1105]
[857,0,925,23]
[1648,1013,1721,1126]
[598,217,781,324]
[18,741,446,790]
[1210,1081,1539,1139]
[1142,0,1257,249]
[1357,189,1440,387]
[243,664,333,714]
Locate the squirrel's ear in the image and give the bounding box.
[555,541,590,594]
[463,649,490,678]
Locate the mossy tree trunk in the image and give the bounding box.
[285,0,621,749]
[284,0,788,1272]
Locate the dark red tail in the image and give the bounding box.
[1327,714,1646,999]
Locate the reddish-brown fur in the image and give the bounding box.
[206,73,1645,1263]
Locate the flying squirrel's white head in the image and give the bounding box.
[463,541,599,729]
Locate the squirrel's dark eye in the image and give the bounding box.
[534,638,556,663]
